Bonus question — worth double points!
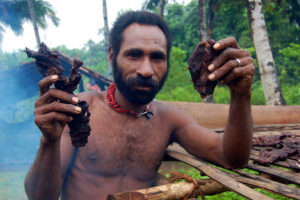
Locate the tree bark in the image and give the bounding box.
[27,0,41,47]
[199,0,208,41]
[102,0,111,77]
[247,0,285,105]
[159,0,165,17]
[198,0,214,103]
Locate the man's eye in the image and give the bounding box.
[151,53,165,61]
[127,51,142,58]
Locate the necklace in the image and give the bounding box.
[106,83,153,119]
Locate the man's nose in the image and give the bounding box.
[136,58,154,78]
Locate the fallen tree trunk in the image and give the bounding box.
[160,101,300,128]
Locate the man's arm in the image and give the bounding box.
[172,37,255,169]
[24,75,80,200]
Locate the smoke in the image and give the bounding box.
[0,61,41,167]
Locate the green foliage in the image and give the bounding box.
[281,83,300,105]
[55,40,109,76]
[0,0,59,36]
[0,50,31,72]
[164,0,200,56]
[157,46,202,102]
[277,43,300,84]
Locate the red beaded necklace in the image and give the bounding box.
[106,83,153,119]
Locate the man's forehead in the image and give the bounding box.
[120,23,167,51]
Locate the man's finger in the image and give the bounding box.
[208,49,250,71]
[220,63,255,85]
[213,37,240,50]
[35,101,82,115]
[36,88,79,107]
[39,75,59,96]
[208,57,253,81]
[35,112,73,126]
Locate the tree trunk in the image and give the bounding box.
[199,0,208,41]
[27,0,41,47]
[247,0,285,105]
[159,0,165,17]
[102,0,111,78]
[199,0,214,103]
[207,0,217,39]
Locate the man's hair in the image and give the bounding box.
[109,11,172,60]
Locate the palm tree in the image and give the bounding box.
[0,0,59,49]
[247,0,285,105]
[158,0,165,17]
[142,0,166,17]
[102,0,111,77]
[27,0,40,46]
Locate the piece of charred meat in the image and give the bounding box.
[188,40,222,98]
[253,132,300,170]
[252,132,292,146]
[25,43,91,147]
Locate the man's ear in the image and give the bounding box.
[108,46,113,65]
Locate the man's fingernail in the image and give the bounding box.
[208,74,215,80]
[72,97,79,104]
[213,43,220,49]
[208,64,214,71]
[51,75,58,81]
[75,106,82,113]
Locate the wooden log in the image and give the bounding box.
[247,160,300,185]
[160,101,300,128]
[166,147,273,200]
[107,179,227,200]
[233,169,300,200]
[214,123,300,134]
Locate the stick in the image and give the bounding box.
[107,179,227,200]
[166,147,273,200]
[247,160,300,185]
[233,169,300,200]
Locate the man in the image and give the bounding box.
[25,11,255,200]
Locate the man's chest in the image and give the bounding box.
[76,113,172,181]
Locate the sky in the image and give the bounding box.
[1,0,143,52]
[1,0,188,52]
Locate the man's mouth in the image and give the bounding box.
[134,85,153,91]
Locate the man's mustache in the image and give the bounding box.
[127,75,159,89]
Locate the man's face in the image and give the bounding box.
[111,23,168,105]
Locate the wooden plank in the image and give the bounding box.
[226,171,300,200]
[252,124,300,132]
[167,150,273,200]
[247,160,300,185]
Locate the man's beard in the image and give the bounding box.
[112,56,168,106]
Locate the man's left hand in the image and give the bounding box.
[207,37,255,96]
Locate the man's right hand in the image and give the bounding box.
[34,75,82,143]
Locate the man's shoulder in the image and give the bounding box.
[77,91,106,106]
[153,100,187,117]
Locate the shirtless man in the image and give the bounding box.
[24,11,255,200]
